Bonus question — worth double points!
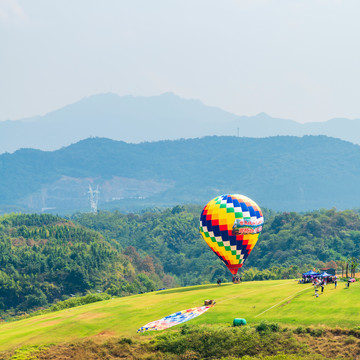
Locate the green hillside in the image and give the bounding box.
[0,214,175,315]
[0,280,358,354]
[1,208,359,317]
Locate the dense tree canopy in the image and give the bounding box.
[73,206,360,285]
[247,209,360,269]
[1,207,359,315]
[0,214,175,315]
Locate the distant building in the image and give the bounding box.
[320,267,336,276]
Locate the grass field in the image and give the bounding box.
[0,279,359,352]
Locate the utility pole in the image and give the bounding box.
[88,185,100,213]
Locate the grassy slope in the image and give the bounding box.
[0,279,359,352]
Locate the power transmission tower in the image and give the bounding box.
[88,185,100,213]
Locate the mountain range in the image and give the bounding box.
[1,92,360,154]
[1,135,359,213]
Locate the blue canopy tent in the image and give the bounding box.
[318,272,332,277]
[302,270,320,276]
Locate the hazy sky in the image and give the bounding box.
[1,0,360,123]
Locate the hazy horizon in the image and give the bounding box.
[2,0,360,124]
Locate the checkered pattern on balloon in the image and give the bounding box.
[200,194,264,275]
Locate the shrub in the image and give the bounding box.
[348,328,360,338]
[309,328,324,337]
[50,293,111,311]
[256,321,281,333]
[304,327,324,337]
[344,336,356,345]
[294,326,306,334]
[118,337,133,345]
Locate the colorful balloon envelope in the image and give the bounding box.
[200,194,264,275]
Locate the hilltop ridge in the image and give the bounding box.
[1,135,360,213]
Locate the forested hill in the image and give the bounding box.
[0,214,176,315]
[1,208,360,315]
[1,135,360,213]
[73,206,360,284]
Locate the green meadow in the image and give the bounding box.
[0,279,359,352]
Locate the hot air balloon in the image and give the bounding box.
[199,194,264,275]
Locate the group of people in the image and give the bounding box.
[300,276,336,284]
[311,276,358,297]
[313,277,337,295]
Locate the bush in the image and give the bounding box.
[344,336,356,345]
[293,326,324,337]
[50,293,111,311]
[294,326,306,334]
[308,328,324,337]
[348,328,360,338]
[118,337,133,345]
[255,321,281,333]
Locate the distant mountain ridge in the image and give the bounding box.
[1,135,360,213]
[232,113,360,144]
[0,92,237,153]
[1,92,360,153]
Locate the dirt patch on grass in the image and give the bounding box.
[94,330,116,337]
[37,319,62,328]
[76,313,107,321]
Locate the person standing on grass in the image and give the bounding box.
[334,278,337,289]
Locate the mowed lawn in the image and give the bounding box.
[0,279,359,352]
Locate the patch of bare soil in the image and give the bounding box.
[93,330,116,338]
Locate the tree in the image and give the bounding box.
[325,260,337,269]
[348,257,359,277]
[337,260,346,277]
